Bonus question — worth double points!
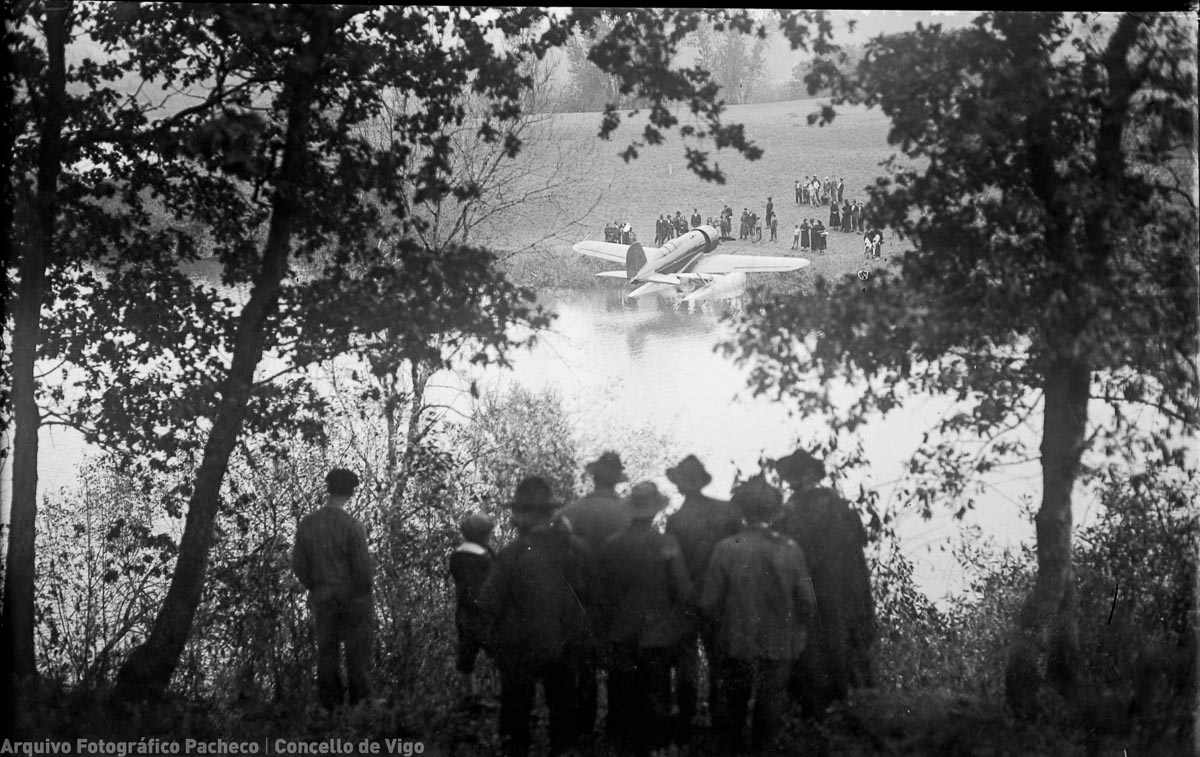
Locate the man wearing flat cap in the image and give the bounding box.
[702,475,816,753]
[557,450,632,733]
[292,468,374,709]
[773,448,876,718]
[479,476,592,756]
[664,454,739,727]
[598,482,692,756]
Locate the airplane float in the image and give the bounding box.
[572,224,809,302]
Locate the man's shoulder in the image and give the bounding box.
[563,489,622,515]
[298,505,356,530]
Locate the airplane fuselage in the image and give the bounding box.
[633,225,721,283]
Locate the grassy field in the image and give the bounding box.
[488,98,901,295]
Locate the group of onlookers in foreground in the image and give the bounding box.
[291,445,876,755]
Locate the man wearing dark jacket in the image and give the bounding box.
[292,468,374,709]
[479,477,592,756]
[449,512,496,700]
[773,448,876,718]
[556,451,630,736]
[558,451,630,555]
[598,482,692,756]
[702,476,816,753]
[664,455,738,726]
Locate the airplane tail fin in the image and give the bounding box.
[625,242,647,280]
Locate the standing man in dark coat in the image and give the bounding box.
[479,477,592,756]
[691,208,702,229]
[556,451,631,737]
[765,196,774,229]
[773,449,876,719]
[841,199,852,232]
[292,468,374,710]
[449,512,496,701]
[702,476,816,753]
[665,455,739,729]
[837,177,845,204]
[558,451,630,554]
[800,219,811,252]
[598,482,692,756]
[829,199,840,232]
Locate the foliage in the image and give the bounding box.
[1074,460,1197,695]
[455,384,583,514]
[35,460,181,689]
[789,44,864,99]
[690,18,770,105]
[561,14,648,113]
[725,11,1197,496]
[719,10,1198,696]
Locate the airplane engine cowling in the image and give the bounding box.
[625,243,647,280]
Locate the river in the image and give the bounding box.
[12,281,1078,607]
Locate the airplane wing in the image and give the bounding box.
[692,253,810,273]
[571,241,630,264]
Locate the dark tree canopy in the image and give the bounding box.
[723,11,1197,703]
[6,4,843,701]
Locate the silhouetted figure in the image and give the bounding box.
[450,512,496,701]
[599,482,692,756]
[665,455,739,730]
[292,468,374,709]
[557,451,631,736]
[480,477,593,756]
[773,449,876,719]
[702,476,816,753]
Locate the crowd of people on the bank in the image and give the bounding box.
[604,220,637,244]
[293,447,876,756]
[605,178,882,262]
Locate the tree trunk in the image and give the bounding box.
[114,26,330,701]
[393,360,430,509]
[1007,14,1144,710]
[1008,356,1090,708]
[2,0,70,721]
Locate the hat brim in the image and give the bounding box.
[666,469,713,490]
[509,499,557,513]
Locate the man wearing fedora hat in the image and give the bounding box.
[597,482,692,756]
[479,476,592,756]
[557,450,631,734]
[292,468,374,710]
[664,454,739,727]
[558,450,632,554]
[773,448,876,718]
[702,475,816,753]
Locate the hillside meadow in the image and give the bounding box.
[487,98,899,294]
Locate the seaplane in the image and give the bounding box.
[572,224,809,302]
